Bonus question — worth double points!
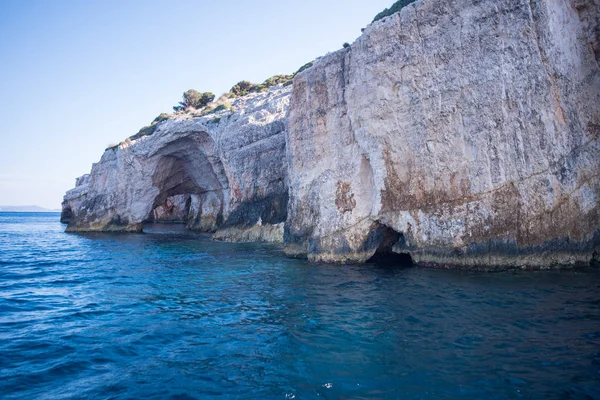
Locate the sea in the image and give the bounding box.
[0,212,599,399]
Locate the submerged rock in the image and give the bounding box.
[284,0,600,268]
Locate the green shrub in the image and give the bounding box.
[129,112,172,141]
[212,103,233,113]
[130,124,158,140]
[229,81,254,97]
[173,89,215,111]
[201,92,215,105]
[343,42,350,48]
[228,74,294,98]
[152,113,170,124]
[295,61,313,75]
[372,0,417,23]
[263,74,293,87]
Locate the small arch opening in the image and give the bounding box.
[367,225,414,267]
[142,134,228,233]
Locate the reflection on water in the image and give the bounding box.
[0,212,599,399]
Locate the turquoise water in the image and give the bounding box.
[1,212,599,399]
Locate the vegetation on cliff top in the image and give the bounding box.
[109,1,420,150]
[228,74,294,98]
[173,90,215,112]
[127,113,172,141]
[129,124,159,141]
[295,62,313,75]
[152,113,170,124]
[225,61,319,99]
[123,60,317,144]
[372,0,417,23]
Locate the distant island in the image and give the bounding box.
[0,206,60,212]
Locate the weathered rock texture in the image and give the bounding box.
[62,86,290,242]
[64,0,599,268]
[285,0,600,268]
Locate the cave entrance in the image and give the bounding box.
[146,194,192,224]
[367,225,414,267]
[141,134,228,233]
[143,154,203,231]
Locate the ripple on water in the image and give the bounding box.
[1,213,600,399]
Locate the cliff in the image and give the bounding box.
[63,0,600,268]
[62,86,290,242]
[285,0,600,268]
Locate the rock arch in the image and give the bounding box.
[366,224,414,266]
[144,133,229,232]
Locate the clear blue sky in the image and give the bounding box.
[0,0,393,209]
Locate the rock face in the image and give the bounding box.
[284,0,600,268]
[62,86,290,242]
[63,0,599,268]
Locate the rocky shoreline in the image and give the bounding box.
[62,0,600,269]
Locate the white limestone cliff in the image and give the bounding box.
[284,0,600,268]
[63,0,600,268]
[62,86,290,242]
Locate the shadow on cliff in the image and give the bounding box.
[366,225,414,268]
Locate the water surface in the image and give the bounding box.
[1,212,599,399]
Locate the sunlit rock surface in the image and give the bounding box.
[63,0,599,268]
[284,0,600,268]
[62,86,290,242]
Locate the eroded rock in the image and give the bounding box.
[62,86,291,242]
[284,0,600,268]
[63,0,600,269]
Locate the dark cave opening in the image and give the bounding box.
[142,193,191,234]
[368,251,414,266]
[142,143,225,233]
[367,225,414,267]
